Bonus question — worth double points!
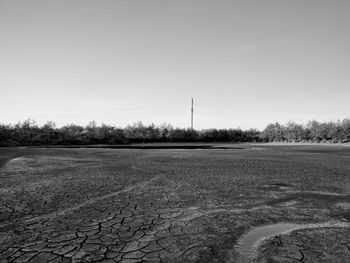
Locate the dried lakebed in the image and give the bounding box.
[0,145,350,262]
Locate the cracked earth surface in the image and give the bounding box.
[258,227,350,263]
[1,145,350,262]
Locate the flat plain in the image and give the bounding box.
[0,144,350,263]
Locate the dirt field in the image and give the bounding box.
[0,144,350,262]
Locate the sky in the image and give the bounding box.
[1,0,349,130]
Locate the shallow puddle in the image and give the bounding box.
[235,221,350,263]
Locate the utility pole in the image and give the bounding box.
[191,97,194,130]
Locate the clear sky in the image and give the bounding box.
[1,0,349,130]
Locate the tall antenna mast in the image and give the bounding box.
[191,98,194,130]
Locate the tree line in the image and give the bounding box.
[0,118,349,146]
[0,119,260,146]
[260,119,350,143]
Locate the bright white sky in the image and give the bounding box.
[1,0,349,130]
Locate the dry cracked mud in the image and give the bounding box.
[0,145,350,262]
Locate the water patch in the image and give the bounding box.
[235,221,350,263]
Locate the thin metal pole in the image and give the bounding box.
[191,98,194,130]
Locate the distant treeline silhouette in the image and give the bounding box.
[0,118,349,146]
[260,119,350,143]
